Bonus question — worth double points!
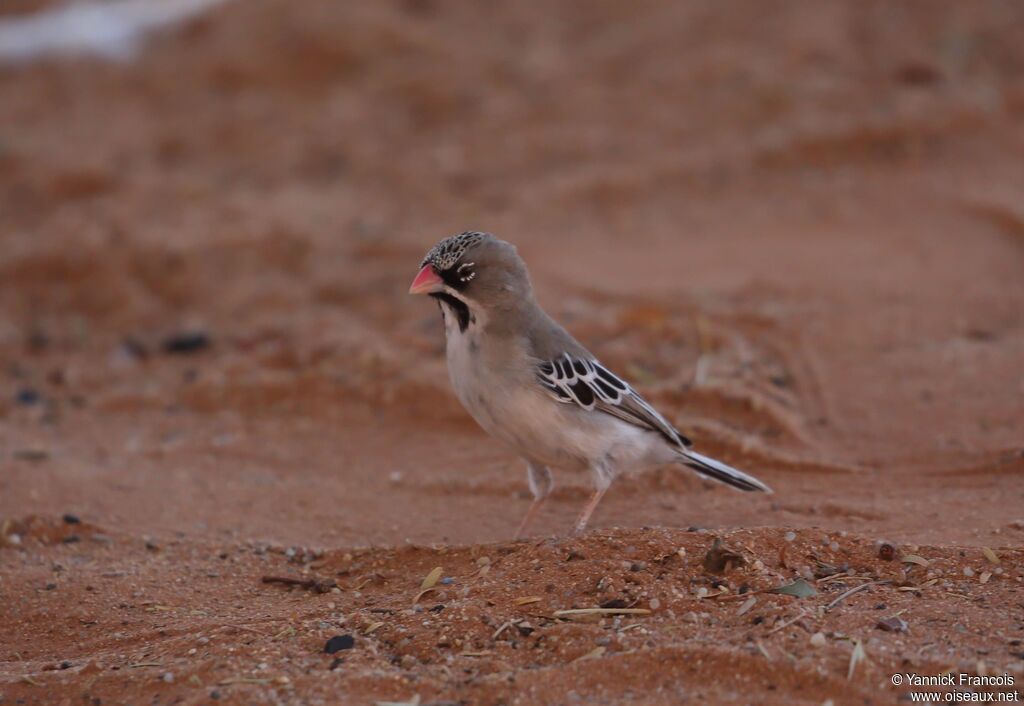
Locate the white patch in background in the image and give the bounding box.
[0,0,229,63]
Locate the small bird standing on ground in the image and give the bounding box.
[409,232,772,537]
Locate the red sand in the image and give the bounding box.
[1,1,1023,704]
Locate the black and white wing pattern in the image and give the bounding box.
[536,354,692,450]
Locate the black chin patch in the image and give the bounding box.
[430,292,471,333]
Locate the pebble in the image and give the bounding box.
[162,331,211,354]
[324,635,355,654]
[161,672,174,683]
[15,388,41,405]
[810,632,827,647]
[649,598,661,610]
[62,514,81,525]
[784,531,796,542]
[964,567,975,577]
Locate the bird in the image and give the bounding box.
[408,231,772,538]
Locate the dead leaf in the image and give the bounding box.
[901,555,930,567]
[514,596,542,606]
[572,646,606,663]
[737,596,757,616]
[420,566,443,590]
[982,547,1000,565]
[847,640,866,680]
[769,579,817,598]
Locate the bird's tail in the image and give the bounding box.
[679,450,772,493]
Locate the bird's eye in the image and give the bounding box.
[457,262,476,283]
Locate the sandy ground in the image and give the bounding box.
[1,1,1023,704]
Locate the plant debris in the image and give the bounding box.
[769,579,817,598]
[513,596,542,606]
[825,580,891,612]
[703,538,745,573]
[262,575,338,593]
[572,646,606,663]
[420,566,443,590]
[553,608,651,618]
[847,640,866,680]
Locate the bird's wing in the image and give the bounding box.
[535,353,692,450]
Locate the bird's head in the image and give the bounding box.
[409,231,532,316]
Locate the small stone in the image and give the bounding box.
[878,543,896,561]
[963,567,975,577]
[210,690,221,700]
[45,583,57,590]
[324,635,355,654]
[15,388,41,405]
[876,616,909,633]
[810,632,827,647]
[62,514,81,525]
[162,332,211,355]
[161,672,174,683]
[649,597,661,610]
[62,535,80,544]
[784,531,796,543]
[59,661,72,670]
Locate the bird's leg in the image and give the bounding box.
[572,487,608,536]
[515,461,553,540]
[514,498,546,540]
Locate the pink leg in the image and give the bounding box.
[573,488,608,535]
[514,497,547,540]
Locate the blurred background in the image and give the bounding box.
[1,0,1023,546]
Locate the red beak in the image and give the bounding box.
[408,265,444,295]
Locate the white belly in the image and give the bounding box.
[443,313,670,475]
